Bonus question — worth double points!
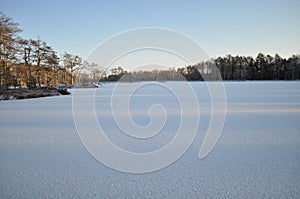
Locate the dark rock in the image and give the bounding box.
[58,89,70,95]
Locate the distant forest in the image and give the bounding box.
[1,13,300,90]
[100,53,300,82]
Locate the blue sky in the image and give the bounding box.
[1,0,300,64]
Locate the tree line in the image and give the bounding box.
[213,53,300,81]
[0,13,92,90]
[1,13,300,90]
[101,53,300,82]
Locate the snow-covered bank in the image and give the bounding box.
[0,81,299,198]
[0,88,70,100]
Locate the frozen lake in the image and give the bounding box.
[0,81,300,198]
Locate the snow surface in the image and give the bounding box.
[0,81,300,198]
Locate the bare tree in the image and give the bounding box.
[63,52,82,85]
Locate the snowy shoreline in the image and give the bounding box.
[0,88,70,100]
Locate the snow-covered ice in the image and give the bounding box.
[0,81,300,198]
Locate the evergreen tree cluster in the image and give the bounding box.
[100,53,300,82]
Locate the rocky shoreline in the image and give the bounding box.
[0,88,70,100]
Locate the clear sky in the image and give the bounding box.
[1,0,300,64]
